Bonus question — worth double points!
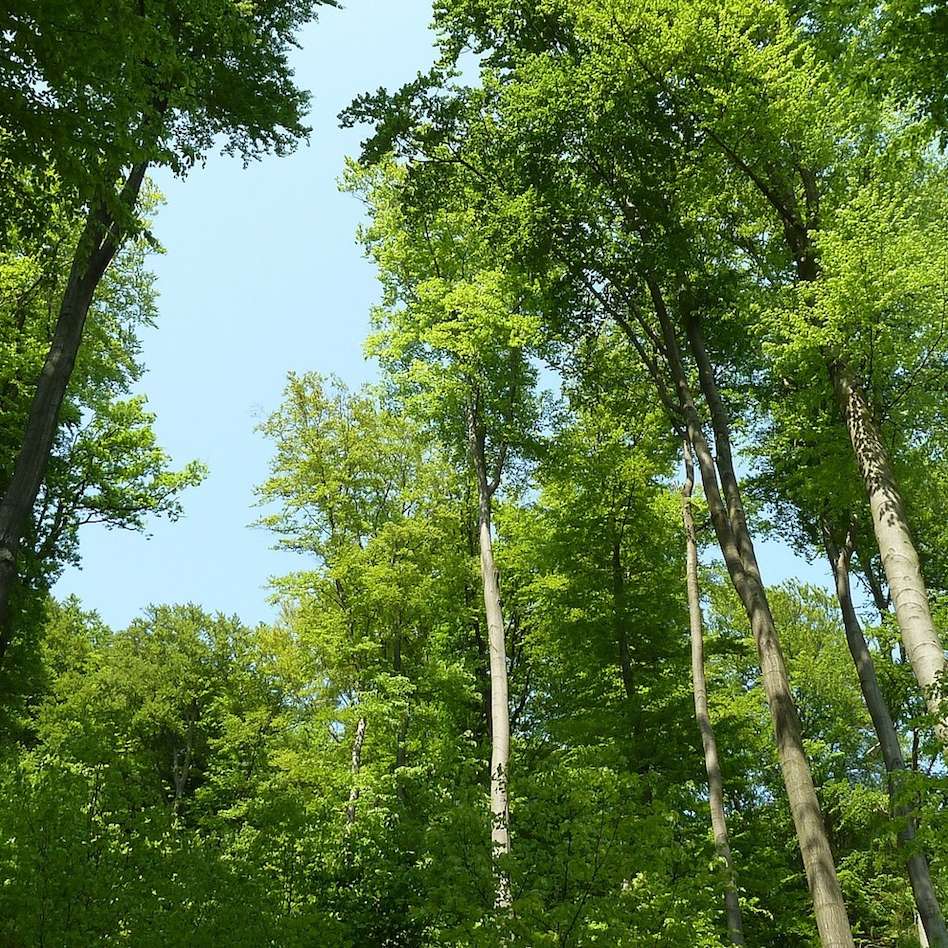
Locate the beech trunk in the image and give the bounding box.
[643,286,853,947]
[830,364,947,746]
[823,528,947,947]
[682,439,745,945]
[611,530,635,701]
[346,715,367,824]
[468,403,512,910]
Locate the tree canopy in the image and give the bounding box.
[0,1,946,945]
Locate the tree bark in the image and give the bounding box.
[823,526,948,947]
[682,439,745,945]
[172,742,193,822]
[467,401,512,910]
[786,221,944,747]
[643,285,854,947]
[346,714,367,824]
[0,163,148,654]
[611,528,635,701]
[830,364,947,747]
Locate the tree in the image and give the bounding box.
[347,159,548,913]
[344,6,857,939]
[683,439,745,944]
[0,192,203,698]
[0,0,335,645]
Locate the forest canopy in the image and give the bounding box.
[0,1,946,945]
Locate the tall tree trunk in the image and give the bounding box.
[393,633,408,773]
[644,284,854,947]
[682,439,745,945]
[346,714,368,824]
[823,526,948,947]
[0,163,148,653]
[392,633,409,802]
[611,526,635,701]
[789,229,944,744]
[468,402,512,910]
[171,741,193,823]
[830,364,947,746]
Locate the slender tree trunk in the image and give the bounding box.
[682,439,745,945]
[172,741,193,823]
[830,364,947,746]
[792,230,944,745]
[864,563,891,616]
[468,403,512,910]
[611,528,635,701]
[645,284,854,947]
[0,163,147,653]
[346,715,367,824]
[823,526,948,947]
[479,494,512,908]
[393,634,408,773]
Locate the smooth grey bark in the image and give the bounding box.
[467,399,512,910]
[830,364,947,747]
[682,439,745,945]
[0,163,148,653]
[823,526,948,947]
[644,285,853,948]
[346,714,368,824]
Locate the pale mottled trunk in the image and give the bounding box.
[346,715,367,824]
[468,405,512,910]
[648,288,853,947]
[682,440,745,945]
[824,529,947,947]
[478,496,512,908]
[831,364,947,746]
[393,635,408,775]
[0,164,147,653]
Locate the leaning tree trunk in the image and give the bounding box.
[682,439,745,945]
[468,404,512,911]
[0,164,148,654]
[644,284,854,947]
[830,364,947,747]
[787,231,945,746]
[823,527,948,947]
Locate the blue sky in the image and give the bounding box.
[54,0,832,628]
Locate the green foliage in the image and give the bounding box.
[1,0,947,944]
[0,0,337,218]
[0,183,203,725]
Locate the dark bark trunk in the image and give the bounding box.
[0,163,147,654]
[865,564,891,617]
[171,740,193,822]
